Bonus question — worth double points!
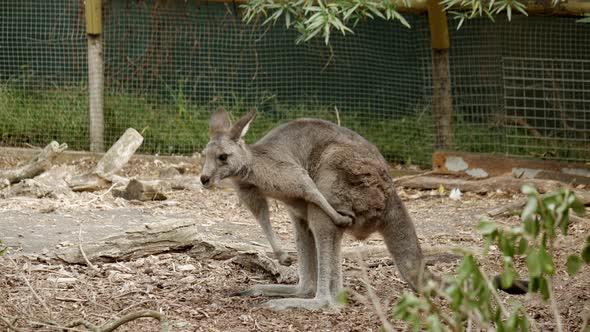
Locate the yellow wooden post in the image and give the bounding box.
[85,0,102,35]
[427,0,449,50]
[427,0,453,149]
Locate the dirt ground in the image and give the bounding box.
[0,155,589,331]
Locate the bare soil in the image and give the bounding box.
[0,156,588,331]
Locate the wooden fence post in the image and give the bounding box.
[86,0,105,152]
[427,0,453,150]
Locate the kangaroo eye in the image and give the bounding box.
[218,153,228,162]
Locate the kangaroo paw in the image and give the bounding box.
[333,210,355,227]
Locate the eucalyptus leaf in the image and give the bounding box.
[521,198,538,223]
[539,245,554,275]
[477,220,498,235]
[566,255,582,276]
[526,249,541,277]
[521,184,537,195]
[501,264,516,289]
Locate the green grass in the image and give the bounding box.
[1,84,587,165]
[0,84,89,150]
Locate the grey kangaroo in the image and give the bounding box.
[200,108,430,310]
[201,108,355,266]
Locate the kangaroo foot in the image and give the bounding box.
[230,284,314,298]
[277,252,295,266]
[260,297,342,312]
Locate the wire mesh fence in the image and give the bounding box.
[1,0,589,165]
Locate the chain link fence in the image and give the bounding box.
[1,0,589,165]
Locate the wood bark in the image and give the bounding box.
[432,49,453,149]
[0,141,67,189]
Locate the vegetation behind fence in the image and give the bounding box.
[0,0,588,165]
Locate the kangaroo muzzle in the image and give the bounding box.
[200,174,211,187]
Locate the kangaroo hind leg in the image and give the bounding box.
[262,206,344,311]
[231,211,317,298]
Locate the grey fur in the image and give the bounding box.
[200,109,430,310]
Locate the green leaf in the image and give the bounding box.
[506,4,512,21]
[566,255,582,276]
[577,13,590,23]
[477,220,498,235]
[394,11,411,29]
[499,234,514,257]
[521,184,537,195]
[456,16,466,30]
[524,217,539,236]
[539,276,550,300]
[527,249,542,277]
[512,0,528,16]
[521,198,538,223]
[367,6,385,19]
[570,197,586,216]
[517,237,528,255]
[501,263,516,289]
[426,315,444,332]
[539,245,554,275]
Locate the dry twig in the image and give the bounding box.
[66,310,169,332]
[78,224,100,272]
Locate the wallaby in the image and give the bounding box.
[200,108,430,310]
[200,108,527,311]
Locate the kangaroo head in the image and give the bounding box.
[200,107,256,188]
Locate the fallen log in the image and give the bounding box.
[0,141,67,189]
[3,165,75,199]
[56,218,297,282]
[397,175,564,194]
[68,128,143,191]
[57,219,235,264]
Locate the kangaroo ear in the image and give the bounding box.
[229,109,257,141]
[209,107,231,138]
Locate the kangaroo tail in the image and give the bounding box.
[381,192,529,296]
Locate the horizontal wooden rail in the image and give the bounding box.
[205,0,589,16]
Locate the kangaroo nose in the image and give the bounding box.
[200,175,210,186]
